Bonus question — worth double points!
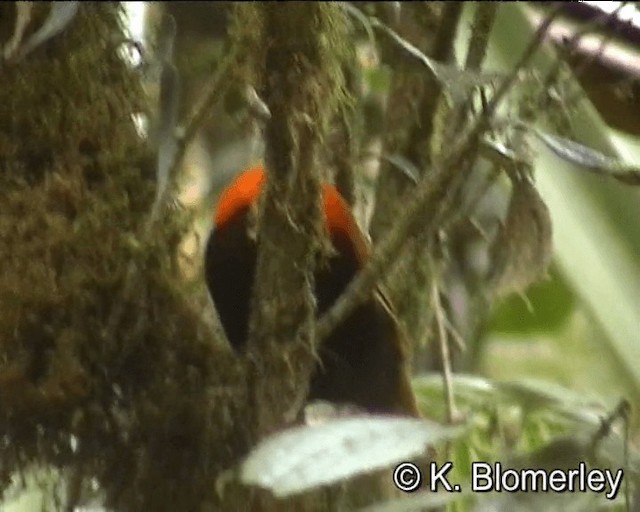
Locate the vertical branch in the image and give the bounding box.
[247,4,346,435]
[464,3,499,71]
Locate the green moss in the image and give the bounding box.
[0,4,249,511]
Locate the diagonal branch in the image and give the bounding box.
[432,274,457,423]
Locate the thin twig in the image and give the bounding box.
[444,314,466,353]
[316,5,564,343]
[365,11,504,99]
[367,16,442,78]
[590,398,632,512]
[176,46,241,176]
[432,276,456,423]
[591,398,630,448]
[102,45,240,342]
[150,41,241,227]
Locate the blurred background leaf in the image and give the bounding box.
[453,1,640,417]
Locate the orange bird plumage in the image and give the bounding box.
[205,165,418,416]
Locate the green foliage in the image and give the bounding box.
[490,265,575,334]
[414,374,636,511]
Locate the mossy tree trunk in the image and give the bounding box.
[0,3,247,511]
[0,3,399,511]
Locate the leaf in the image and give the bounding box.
[343,5,505,104]
[368,17,505,104]
[412,374,498,425]
[380,153,420,184]
[413,373,496,405]
[240,416,463,498]
[489,175,553,297]
[496,378,605,425]
[531,129,640,185]
[303,400,364,425]
[19,2,79,59]
[471,433,634,512]
[415,374,607,427]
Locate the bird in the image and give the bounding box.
[204,164,419,416]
